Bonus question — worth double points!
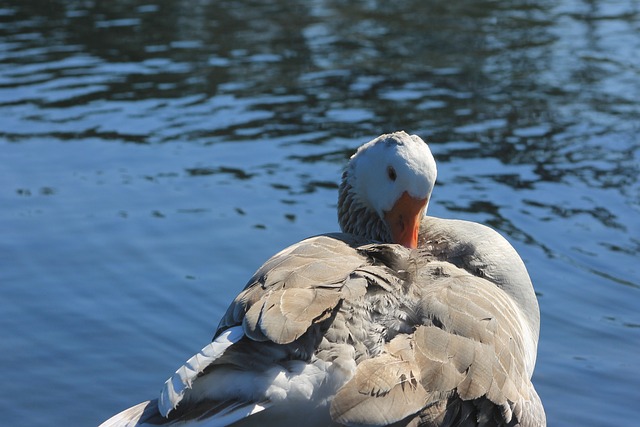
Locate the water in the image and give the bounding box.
[1,1,638,426]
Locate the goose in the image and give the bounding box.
[101,131,545,427]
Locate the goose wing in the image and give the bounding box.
[330,247,545,427]
[154,233,382,424]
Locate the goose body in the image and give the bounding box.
[101,132,545,426]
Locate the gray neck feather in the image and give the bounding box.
[338,172,391,243]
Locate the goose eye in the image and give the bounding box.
[387,166,397,182]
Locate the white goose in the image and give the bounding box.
[101,131,545,427]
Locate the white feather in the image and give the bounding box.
[158,325,244,417]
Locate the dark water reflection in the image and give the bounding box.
[1,1,639,426]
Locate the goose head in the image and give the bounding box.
[338,131,437,248]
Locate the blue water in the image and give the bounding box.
[1,1,639,426]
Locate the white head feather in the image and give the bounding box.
[338,131,437,242]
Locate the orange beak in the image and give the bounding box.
[383,192,427,249]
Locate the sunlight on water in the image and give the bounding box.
[1,1,639,426]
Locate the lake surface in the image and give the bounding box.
[1,1,639,426]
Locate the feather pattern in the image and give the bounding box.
[159,326,245,417]
[338,178,392,244]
